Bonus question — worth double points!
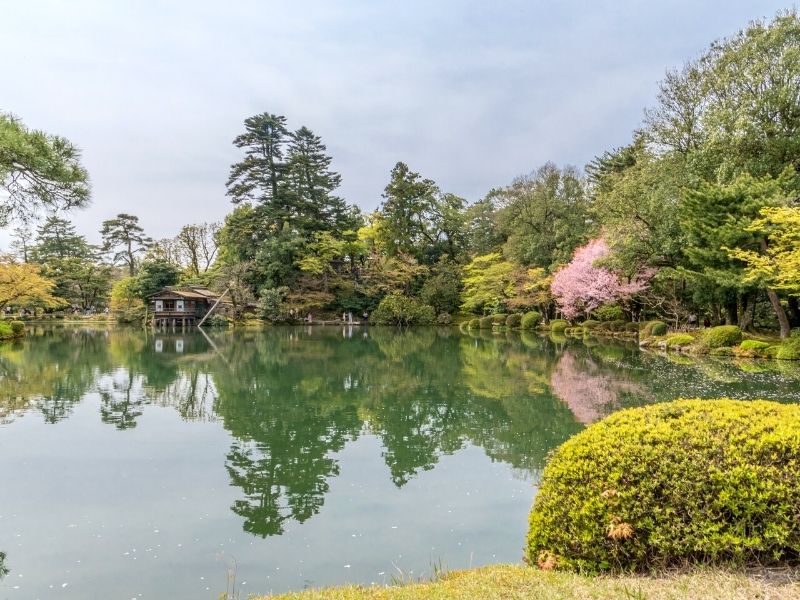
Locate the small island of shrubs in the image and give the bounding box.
[0,320,25,341]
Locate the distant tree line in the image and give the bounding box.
[1,11,799,337]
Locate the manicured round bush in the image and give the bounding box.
[505,313,522,328]
[665,333,694,348]
[700,325,742,349]
[436,312,452,325]
[776,337,800,360]
[624,322,639,333]
[740,340,770,351]
[370,294,435,326]
[468,318,480,330]
[491,313,508,325]
[527,399,800,573]
[521,311,541,330]
[550,319,568,333]
[478,316,495,329]
[10,321,25,336]
[641,320,667,337]
[582,319,600,330]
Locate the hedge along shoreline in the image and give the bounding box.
[527,399,800,573]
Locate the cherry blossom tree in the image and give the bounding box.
[550,238,652,319]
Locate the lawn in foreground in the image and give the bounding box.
[257,564,800,600]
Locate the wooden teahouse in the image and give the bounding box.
[149,287,224,328]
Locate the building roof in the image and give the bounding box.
[149,286,219,300]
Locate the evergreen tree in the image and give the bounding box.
[285,126,347,232]
[100,213,151,276]
[31,215,93,261]
[226,113,290,230]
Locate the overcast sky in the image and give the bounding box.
[1,0,792,245]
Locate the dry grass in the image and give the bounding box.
[256,564,800,600]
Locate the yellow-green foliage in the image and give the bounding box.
[735,340,772,358]
[741,340,771,350]
[582,319,600,330]
[527,399,800,572]
[521,311,541,330]
[699,325,742,349]
[550,319,568,333]
[467,318,479,330]
[776,337,800,360]
[506,313,522,328]
[665,334,694,348]
[0,321,24,340]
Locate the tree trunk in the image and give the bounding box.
[738,293,754,332]
[725,301,737,326]
[766,287,791,339]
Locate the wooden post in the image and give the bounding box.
[197,288,230,328]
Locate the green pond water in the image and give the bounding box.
[1,325,799,598]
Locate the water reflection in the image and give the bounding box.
[1,326,799,540]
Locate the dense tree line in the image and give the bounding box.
[1,11,798,337]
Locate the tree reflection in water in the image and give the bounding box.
[1,326,796,538]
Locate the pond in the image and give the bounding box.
[1,326,799,598]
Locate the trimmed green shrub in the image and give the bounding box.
[776,337,800,360]
[478,316,494,329]
[699,325,742,349]
[624,322,639,333]
[594,303,624,322]
[550,319,568,333]
[608,319,627,332]
[640,320,667,337]
[436,312,452,325]
[10,321,25,336]
[468,318,480,330]
[527,399,800,572]
[491,313,508,325]
[521,311,541,330]
[665,333,694,348]
[582,319,600,330]
[710,346,735,356]
[370,294,435,326]
[740,340,770,351]
[505,313,522,328]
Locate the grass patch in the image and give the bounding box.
[256,564,800,599]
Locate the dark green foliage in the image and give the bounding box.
[0,113,90,225]
[258,287,288,322]
[10,321,24,336]
[505,313,522,328]
[132,260,180,301]
[582,320,600,330]
[420,260,463,314]
[521,311,541,330]
[468,318,480,329]
[624,322,639,333]
[527,399,800,572]
[436,313,452,325]
[594,304,624,322]
[699,325,743,349]
[369,294,435,326]
[100,213,151,277]
[491,314,508,325]
[550,319,568,333]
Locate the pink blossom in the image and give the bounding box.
[551,238,653,319]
